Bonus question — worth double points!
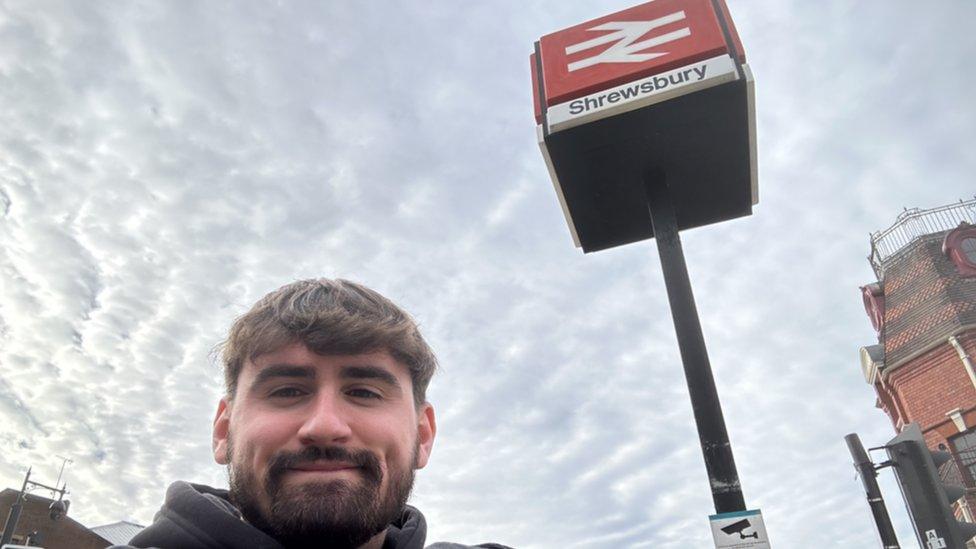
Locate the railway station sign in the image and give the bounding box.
[531,0,757,252]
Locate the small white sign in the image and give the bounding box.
[709,509,770,548]
[924,529,947,549]
[546,54,738,133]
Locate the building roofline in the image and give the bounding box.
[869,197,976,277]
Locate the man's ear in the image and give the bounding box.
[213,397,232,465]
[415,402,437,469]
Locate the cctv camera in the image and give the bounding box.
[48,499,69,521]
[720,519,758,539]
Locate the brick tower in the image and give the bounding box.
[858,197,976,525]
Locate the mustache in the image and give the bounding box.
[267,446,383,486]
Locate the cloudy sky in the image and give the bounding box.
[1,1,974,547]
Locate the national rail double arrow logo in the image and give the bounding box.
[564,10,691,71]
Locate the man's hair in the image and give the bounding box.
[219,278,437,406]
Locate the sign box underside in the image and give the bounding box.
[540,71,755,253]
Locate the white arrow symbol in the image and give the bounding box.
[566,11,690,72]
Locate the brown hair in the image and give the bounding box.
[219,278,437,406]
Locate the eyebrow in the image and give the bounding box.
[251,364,315,387]
[341,365,402,393]
[249,362,403,394]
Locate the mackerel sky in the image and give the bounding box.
[1,1,974,547]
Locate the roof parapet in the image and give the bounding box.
[869,197,976,278]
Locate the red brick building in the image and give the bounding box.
[859,198,976,526]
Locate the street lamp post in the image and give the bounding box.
[0,468,70,546]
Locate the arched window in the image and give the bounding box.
[962,237,976,263]
[943,223,976,277]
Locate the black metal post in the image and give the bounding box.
[844,434,900,548]
[643,173,746,514]
[0,468,30,546]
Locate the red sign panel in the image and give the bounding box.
[535,0,744,111]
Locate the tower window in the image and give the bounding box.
[943,223,976,276]
[962,237,976,263]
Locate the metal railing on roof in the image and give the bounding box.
[869,197,976,277]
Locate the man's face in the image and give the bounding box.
[212,342,436,549]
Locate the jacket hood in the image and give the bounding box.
[383,505,427,549]
[127,481,282,549]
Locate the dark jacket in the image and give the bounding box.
[112,481,511,549]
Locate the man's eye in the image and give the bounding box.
[269,387,306,398]
[347,388,382,400]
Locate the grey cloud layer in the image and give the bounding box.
[1,0,974,547]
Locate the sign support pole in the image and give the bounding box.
[644,172,746,514]
[843,433,901,548]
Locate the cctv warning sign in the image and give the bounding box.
[709,509,770,548]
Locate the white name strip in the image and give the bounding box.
[547,54,738,133]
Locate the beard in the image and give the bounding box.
[227,442,417,549]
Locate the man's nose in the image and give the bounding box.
[296,393,353,445]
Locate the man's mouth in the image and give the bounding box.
[288,461,360,474]
[266,446,383,486]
